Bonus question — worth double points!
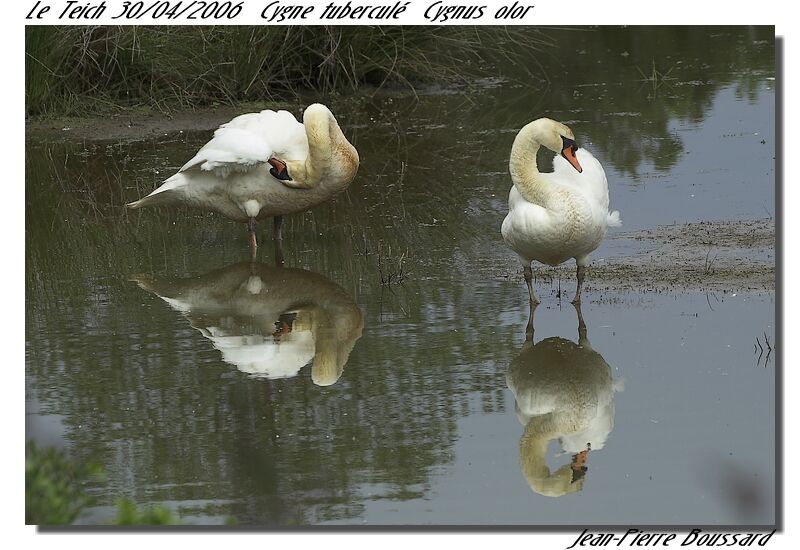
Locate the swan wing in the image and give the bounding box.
[179,127,274,178]
[179,110,309,178]
[552,148,622,228]
[222,109,309,160]
[552,148,607,199]
[501,186,556,261]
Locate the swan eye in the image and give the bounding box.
[561,136,577,151]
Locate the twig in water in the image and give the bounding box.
[635,59,676,97]
[754,333,774,367]
[703,249,717,275]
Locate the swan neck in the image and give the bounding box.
[519,413,585,496]
[304,113,334,185]
[519,414,559,481]
[509,123,553,207]
[303,111,358,191]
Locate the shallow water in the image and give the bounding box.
[25,27,776,527]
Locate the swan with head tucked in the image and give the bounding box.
[131,261,363,386]
[127,103,359,260]
[501,117,620,304]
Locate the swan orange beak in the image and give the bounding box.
[561,145,583,173]
[268,158,292,181]
[571,449,589,482]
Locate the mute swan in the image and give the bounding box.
[131,262,363,386]
[127,104,359,260]
[506,303,623,497]
[501,118,620,304]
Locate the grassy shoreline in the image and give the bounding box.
[26,25,551,119]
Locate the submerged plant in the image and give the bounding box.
[376,243,408,286]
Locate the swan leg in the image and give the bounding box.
[525,299,539,343]
[248,217,258,261]
[274,241,285,267]
[571,263,586,304]
[573,302,589,347]
[523,264,539,305]
[273,216,285,267]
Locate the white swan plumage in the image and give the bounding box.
[506,304,622,497]
[127,103,359,257]
[501,118,620,303]
[131,262,364,386]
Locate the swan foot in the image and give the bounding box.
[248,217,258,261]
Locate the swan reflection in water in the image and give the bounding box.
[506,303,623,497]
[132,262,363,386]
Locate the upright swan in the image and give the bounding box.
[506,303,622,497]
[501,118,620,304]
[127,104,359,259]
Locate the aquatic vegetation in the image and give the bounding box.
[25,441,102,525]
[376,243,409,286]
[113,499,180,526]
[26,442,181,525]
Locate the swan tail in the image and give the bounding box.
[126,173,190,209]
[606,210,622,228]
[128,273,157,291]
[126,194,163,209]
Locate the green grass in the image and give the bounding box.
[26,441,183,526]
[25,26,551,117]
[113,499,180,526]
[25,441,103,525]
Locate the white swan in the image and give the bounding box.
[501,118,620,304]
[131,262,363,386]
[506,304,623,497]
[127,104,359,258]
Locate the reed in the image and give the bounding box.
[25,26,551,117]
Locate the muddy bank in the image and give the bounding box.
[494,219,776,295]
[25,103,293,143]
